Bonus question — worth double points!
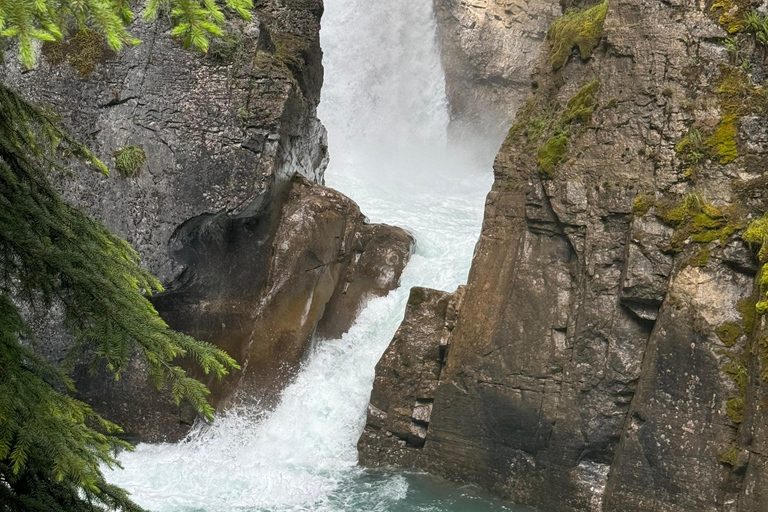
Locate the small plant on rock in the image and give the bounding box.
[744,11,768,45]
[114,145,146,177]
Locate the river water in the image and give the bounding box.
[105,0,522,510]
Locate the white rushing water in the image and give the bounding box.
[106,0,513,510]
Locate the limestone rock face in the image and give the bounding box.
[362,0,768,510]
[72,174,412,442]
[2,1,328,285]
[1,0,332,442]
[433,0,560,146]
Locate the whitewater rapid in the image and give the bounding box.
[106,0,510,510]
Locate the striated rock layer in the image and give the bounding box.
[361,0,768,510]
[1,0,413,442]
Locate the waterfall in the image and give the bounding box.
[105,0,508,510]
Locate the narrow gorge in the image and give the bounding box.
[2,0,768,510]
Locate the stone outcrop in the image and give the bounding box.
[361,0,768,510]
[433,0,560,147]
[73,174,412,443]
[155,175,412,414]
[1,1,413,442]
[358,286,463,466]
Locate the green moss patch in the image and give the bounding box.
[719,445,739,465]
[701,65,765,167]
[727,396,745,424]
[42,30,110,76]
[737,296,757,335]
[717,322,743,346]
[743,218,768,314]
[675,128,705,177]
[656,193,743,252]
[272,32,310,72]
[537,134,569,179]
[548,1,609,70]
[632,194,655,217]
[711,0,755,33]
[114,145,146,177]
[535,79,600,178]
[688,246,711,267]
[562,78,600,125]
[724,360,749,393]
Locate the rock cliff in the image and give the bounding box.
[433,0,559,147]
[361,0,768,510]
[1,0,413,442]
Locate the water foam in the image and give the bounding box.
[105,0,509,509]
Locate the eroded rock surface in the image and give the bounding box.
[156,175,412,415]
[0,0,332,441]
[361,0,768,510]
[2,1,328,284]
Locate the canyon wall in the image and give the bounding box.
[1,0,413,442]
[433,0,559,147]
[361,0,768,510]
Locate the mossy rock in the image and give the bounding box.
[507,98,560,146]
[723,360,748,393]
[632,194,655,217]
[688,246,711,267]
[534,79,600,178]
[706,115,739,164]
[548,1,608,70]
[719,445,739,466]
[737,296,757,335]
[727,396,745,424]
[675,128,705,171]
[562,78,600,126]
[271,32,310,71]
[656,193,744,252]
[717,322,743,347]
[711,0,753,33]
[537,134,569,178]
[114,145,147,177]
[42,30,110,76]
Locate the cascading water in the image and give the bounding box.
[106,0,520,510]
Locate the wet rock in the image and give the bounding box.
[358,286,463,467]
[1,0,366,442]
[225,176,413,403]
[81,175,412,441]
[1,1,328,284]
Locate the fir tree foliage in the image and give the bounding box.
[0,0,254,68]
[0,83,239,509]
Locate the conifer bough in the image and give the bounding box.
[0,27,241,512]
[0,0,254,68]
